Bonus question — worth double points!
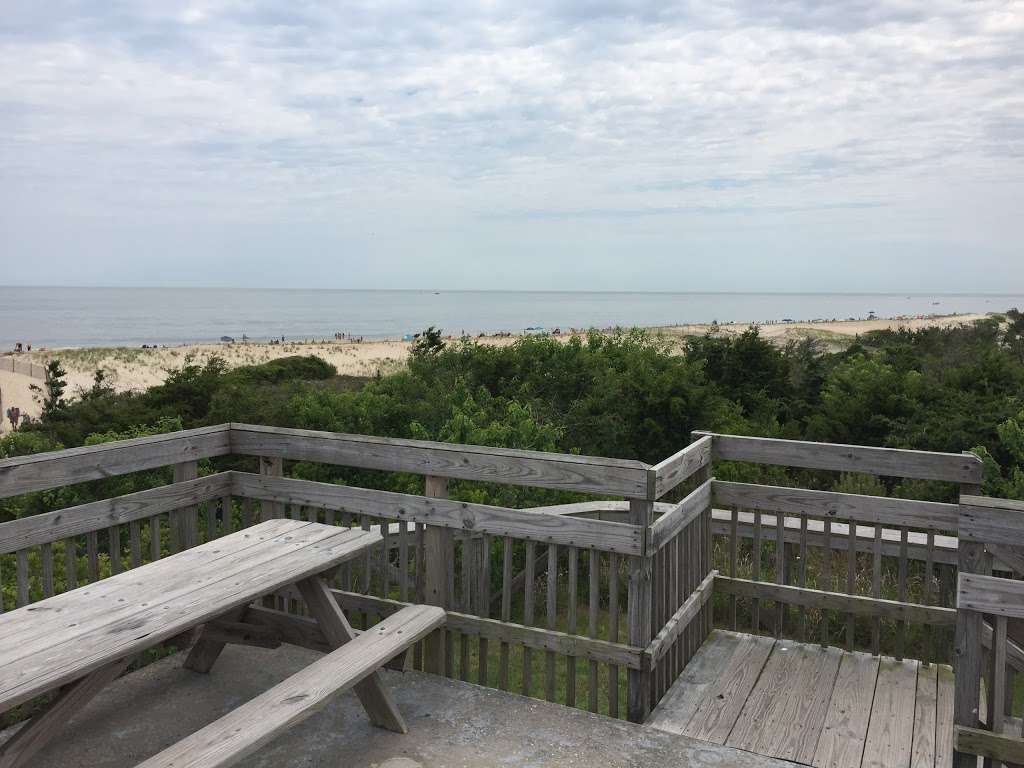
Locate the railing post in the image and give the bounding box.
[258,456,284,521]
[954,478,989,768]
[422,475,449,675]
[172,461,199,551]
[627,497,654,723]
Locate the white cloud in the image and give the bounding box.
[0,0,1021,290]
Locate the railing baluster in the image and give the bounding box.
[566,545,578,707]
[847,517,856,650]
[546,543,558,702]
[897,525,908,660]
[478,534,491,687]
[499,536,513,691]
[729,505,738,631]
[15,548,30,606]
[41,542,54,599]
[752,507,761,634]
[799,513,808,641]
[108,525,121,575]
[608,551,620,718]
[820,518,831,648]
[776,511,785,638]
[872,524,882,655]
[523,540,536,697]
[587,547,599,712]
[129,520,142,568]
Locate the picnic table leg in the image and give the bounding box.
[183,606,248,673]
[296,576,408,734]
[0,657,131,768]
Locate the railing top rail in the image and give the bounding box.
[958,572,1024,620]
[0,424,231,499]
[230,423,651,498]
[232,471,645,554]
[692,431,983,485]
[649,435,711,499]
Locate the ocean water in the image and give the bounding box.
[0,287,1021,350]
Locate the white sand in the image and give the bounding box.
[0,313,990,434]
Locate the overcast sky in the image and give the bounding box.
[1,1,1021,291]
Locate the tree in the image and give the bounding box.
[30,360,68,418]
[412,327,445,357]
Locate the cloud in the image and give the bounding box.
[0,0,1021,290]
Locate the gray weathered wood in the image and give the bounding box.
[0,473,232,554]
[811,650,880,768]
[136,604,445,768]
[647,570,716,662]
[694,431,983,484]
[0,521,380,713]
[861,657,919,768]
[233,472,642,555]
[295,575,408,734]
[649,480,711,551]
[0,657,131,768]
[955,725,1024,764]
[0,425,231,500]
[627,498,653,723]
[960,495,1024,542]
[959,573,1024,620]
[713,480,960,530]
[714,575,956,625]
[422,475,448,676]
[649,436,712,499]
[231,423,650,497]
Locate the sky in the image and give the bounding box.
[1,1,1022,292]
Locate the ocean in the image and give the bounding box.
[1,287,1021,350]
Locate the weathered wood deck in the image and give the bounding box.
[647,629,954,767]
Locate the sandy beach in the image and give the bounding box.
[0,313,990,433]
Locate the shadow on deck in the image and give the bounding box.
[0,643,793,768]
[647,629,953,767]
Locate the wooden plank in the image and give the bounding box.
[499,536,512,690]
[960,496,1024,543]
[0,518,306,647]
[0,425,231,499]
[230,423,650,498]
[0,473,233,554]
[422,475,448,676]
[726,642,843,763]
[684,632,775,744]
[650,436,712,499]
[812,651,880,768]
[647,570,716,662]
[649,480,711,550]
[862,657,919,768]
[648,629,747,734]
[523,539,536,697]
[545,543,557,701]
[135,604,446,768]
[955,726,1024,764]
[608,551,620,718]
[954,537,988,767]
[295,576,408,734]
[959,573,1024,620]
[233,472,643,555]
[695,432,983,484]
[0,522,381,712]
[911,662,938,768]
[936,665,955,768]
[627,499,653,723]
[0,657,131,768]
[714,481,959,530]
[566,545,577,707]
[714,576,957,625]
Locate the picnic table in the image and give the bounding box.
[0,519,445,768]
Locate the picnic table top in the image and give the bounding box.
[0,519,381,714]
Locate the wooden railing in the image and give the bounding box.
[2,423,1022,735]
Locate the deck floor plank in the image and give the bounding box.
[910,663,938,768]
[647,629,747,734]
[934,665,955,768]
[682,631,775,745]
[812,651,880,768]
[861,657,919,768]
[649,632,953,768]
[726,641,843,763]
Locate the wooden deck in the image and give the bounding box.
[647,630,954,767]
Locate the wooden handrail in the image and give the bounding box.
[693,431,983,484]
[230,423,651,498]
[0,425,231,499]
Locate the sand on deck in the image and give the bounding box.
[0,313,990,434]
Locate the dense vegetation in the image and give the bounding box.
[5,311,1024,515]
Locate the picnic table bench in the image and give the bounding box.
[0,519,446,768]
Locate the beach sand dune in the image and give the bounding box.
[0,313,990,434]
